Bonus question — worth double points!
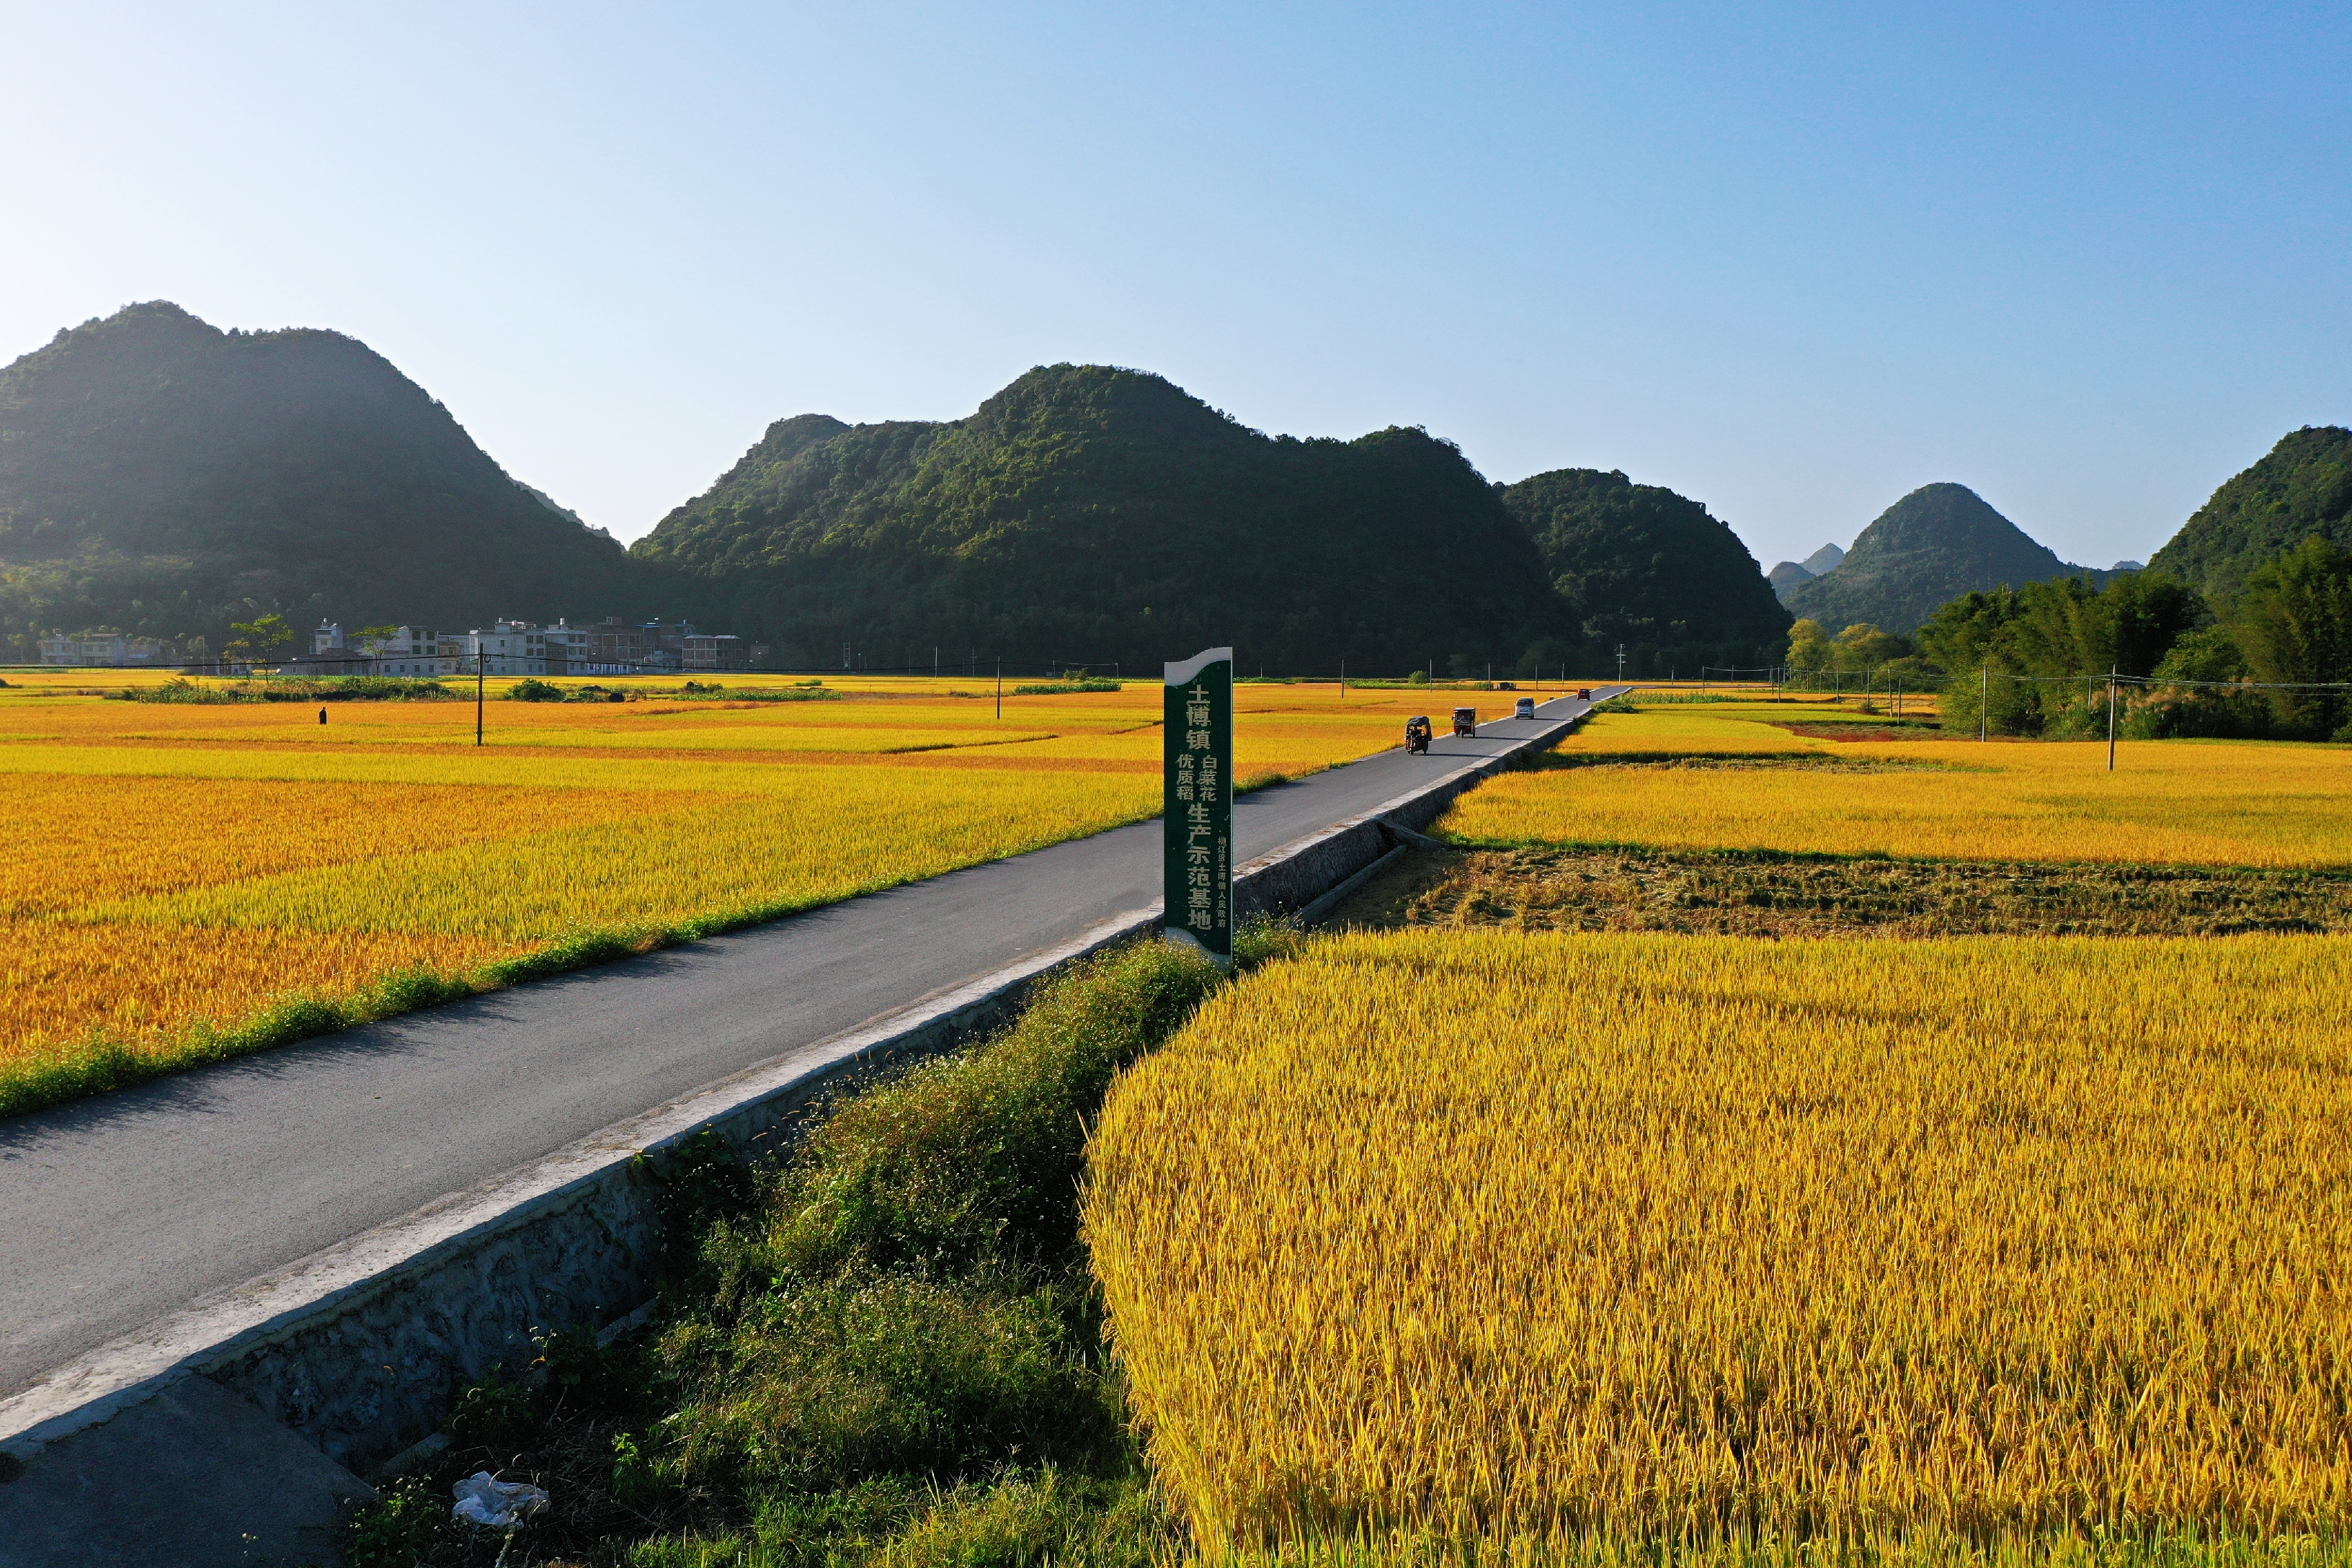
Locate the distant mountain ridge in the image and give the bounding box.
[2148,426,2352,600]
[631,365,1582,674]
[1781,483,2104,633]
[4,304,1803,677]
[1766,542,1847,597]
[0,302,634,651]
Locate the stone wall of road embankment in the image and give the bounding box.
[0,696,1603,1478]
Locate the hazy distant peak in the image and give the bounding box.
[1781,481,2093,631]
[1799,542,1845,574]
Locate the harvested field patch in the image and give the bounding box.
[1332,844,2352,937]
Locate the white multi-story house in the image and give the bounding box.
[369,627,451,677]
[301,623,454,676]
[682,633,752,672]
[455,618,644,676]
[39,631,172,666]
[462,620,550,676]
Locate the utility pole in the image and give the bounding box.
[995,660,1002,722]
[1980,667,1989,741]
[1616,643,1626,684]
[1340,659,1345,698]
[934,646,939,680]
[2116,667,2135,775]
[476,642,485,747]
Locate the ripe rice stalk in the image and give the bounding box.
[1084,930,2352,1557]
[1443,731,2352,869]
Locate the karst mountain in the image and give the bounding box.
[6,306,1801,674]
[1781,483,2103,633]
[633,367,1791,674]
[0,303,636,651]
[1492,468,1789,665]
[2148,426,2352,600]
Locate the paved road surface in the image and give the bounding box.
[0,690,1609,1396]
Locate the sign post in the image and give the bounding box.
[1164,646,1234,966]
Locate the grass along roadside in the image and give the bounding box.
[347,930,1292,1567]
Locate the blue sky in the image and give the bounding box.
[6,1,2346,567]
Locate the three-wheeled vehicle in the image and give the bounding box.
[1513,696,1536,720]
[1404,715,1433,754]
[1452,707,1477,738]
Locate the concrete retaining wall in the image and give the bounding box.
[1,698,1598,1476]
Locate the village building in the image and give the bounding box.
[293,623,455,677]
[38,631,174,666]
[261,615,767,677]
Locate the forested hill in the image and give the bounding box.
[631,365,1582,674]
[1783,483,2097,633]
[2148,426,2352,599]
[1494,468,1790,666]
[0,302,634,651]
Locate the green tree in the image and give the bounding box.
[223,612,293,667]
[2234,535,2352,738]
[1832,623,1904,671]
[2004,572,2202,682]
[2129,626,2269,739]
[1915,588,2023,674]
[1923,574,2206,738]
[1786,618,1832,671]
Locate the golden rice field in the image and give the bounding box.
[1084,929,2352,1559]
[0,672,1480,1113]
[1445,709,2352,867]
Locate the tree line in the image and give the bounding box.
[1783,535,2352,741]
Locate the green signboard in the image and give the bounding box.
[1164,646,1234,964]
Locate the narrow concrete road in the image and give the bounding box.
[0,690,1611,1396]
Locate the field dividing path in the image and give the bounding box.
[0,690,1612,1400]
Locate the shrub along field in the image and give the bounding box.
[0,671,1476,1117]
[1084,930,2352,1562]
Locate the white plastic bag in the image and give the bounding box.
[452,1471,550,1528]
